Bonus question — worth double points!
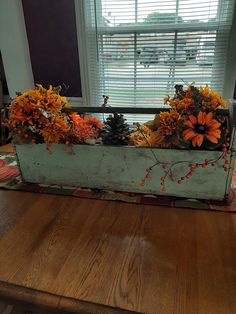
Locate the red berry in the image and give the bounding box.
[225,160,229,165]
[186,175,191,179]
[162,187,166,193]
[205,159,208,163]
[224,167,229,172]
[140,180,145,187]
[161,176,165,181]
[202,163,206,168]
[190,167,195,172]
[178,179,182,185]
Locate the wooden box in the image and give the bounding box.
[15,139,235,201]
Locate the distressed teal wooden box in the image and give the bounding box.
[14,140,235,201]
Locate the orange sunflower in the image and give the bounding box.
[182,111,221,147]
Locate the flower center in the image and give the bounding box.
[194,124,206,134]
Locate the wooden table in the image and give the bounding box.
[0,190,236,314]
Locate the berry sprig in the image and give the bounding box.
[140,130,235,193]
[137,101,233,192]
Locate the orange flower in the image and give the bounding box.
[155,110,182,136]
[69,113,103,144]
[164,85,226,113]
[169,98,195,113]
[199,85,226,110]
[40,115,70,145]
[182,112,221,147]
[84,116,103,132]
[130,125,152,147]
[148,131,171,148]
[8,85,70,132]
[70,112,84,124]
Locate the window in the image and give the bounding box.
[77,0,235,120]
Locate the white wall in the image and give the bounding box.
[0,0,34,98]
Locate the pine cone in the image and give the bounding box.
[101,113,130,145]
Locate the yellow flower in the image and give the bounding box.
[130,125,152,147]
[199,85,226,110]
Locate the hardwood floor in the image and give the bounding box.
[0,190,236,313]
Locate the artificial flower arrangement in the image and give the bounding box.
[5,84,103,153]
[129,84,231,191]
[5,84,233,193]
[130,84,227,150]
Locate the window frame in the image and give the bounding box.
[75,0,236,107]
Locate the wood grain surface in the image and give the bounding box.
[0,144,14,154]
[0,190,236,314]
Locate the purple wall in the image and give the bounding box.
[22,0,82,97]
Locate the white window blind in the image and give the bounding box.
[82,0,235,119]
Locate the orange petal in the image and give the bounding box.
[192,136,198,147]
[208,120,221,130]
[206,134,218,144]
[205,112,213,125]
[185,120,194,128]
[207,130,221,139]
[189,115,197,125]
[183,129,197,141]
[197,111,206,125]
[196,134,204,147]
